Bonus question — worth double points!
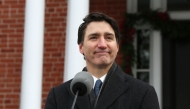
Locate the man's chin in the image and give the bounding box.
[95,62,112,68]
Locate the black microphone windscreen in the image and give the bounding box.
[70,71,94,96]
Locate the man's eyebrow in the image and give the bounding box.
[88,32,100,36]
[87,32,114,37]
[104,32,114,36]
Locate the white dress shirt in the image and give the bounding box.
[91,74,107,89]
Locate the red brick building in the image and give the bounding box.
[2,0,190,109]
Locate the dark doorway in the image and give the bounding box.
[162,37,190,109]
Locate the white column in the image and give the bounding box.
[150,1,164,108]
[150,30,162,108]
[20,0,45,109]
[64,0,89,82]
[150,0,162,10]
[150,0,166,12]
[127,0,137,13]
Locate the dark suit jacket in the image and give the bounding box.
[44,63,160,109]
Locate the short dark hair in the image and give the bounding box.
[77,12,120,44]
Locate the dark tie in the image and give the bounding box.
[94,79,102,96]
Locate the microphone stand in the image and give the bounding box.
[71,89,79,109]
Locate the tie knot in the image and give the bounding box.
[94,79,102,96]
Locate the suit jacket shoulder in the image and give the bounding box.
[44,79,92,109]
[44,80,74,109]
[95,65,160,109]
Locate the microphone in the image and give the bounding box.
[70,71,94,109]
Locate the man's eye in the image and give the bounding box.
[106,37,113,40]
[90,37,97,40]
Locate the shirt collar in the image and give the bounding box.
[82,62,117,89]
[92,74,107,88]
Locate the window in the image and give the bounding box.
[134,29,151,83]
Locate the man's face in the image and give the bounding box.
[79,21,119,68]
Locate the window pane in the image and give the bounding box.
[136,30,150,69]
[137,72,149,83]
[167,0,190,11]
[138,0,150,12]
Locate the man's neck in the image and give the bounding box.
[86,63,113,78]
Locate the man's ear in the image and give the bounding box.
[117,44,119,52]
[79,44,84,54]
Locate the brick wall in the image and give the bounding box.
[0,0,25,109]
[0,0,68,109]
[0,0,126,109]
[41,0,67,108]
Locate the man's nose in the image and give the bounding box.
[98,37,107,48]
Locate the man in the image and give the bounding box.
[44,12,160,109]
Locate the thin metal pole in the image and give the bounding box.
[71,89,79,109]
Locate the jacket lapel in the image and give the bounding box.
[95,67,129,109]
